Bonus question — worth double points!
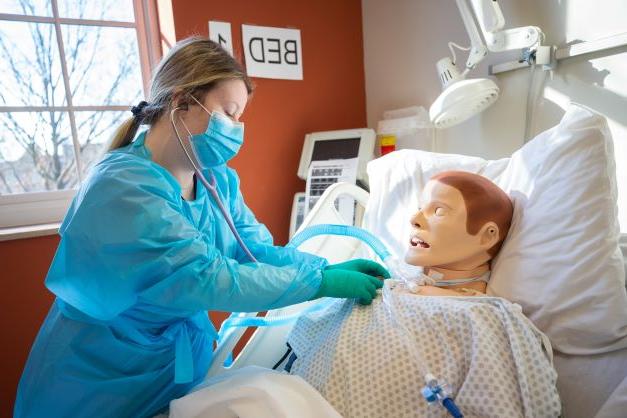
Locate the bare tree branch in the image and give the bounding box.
[1,0,140,193]
[0,170,15,194]
[68,27,104,98]
[0,135,31,192]
[0,37,43,104]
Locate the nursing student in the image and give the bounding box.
[15,36,389,418]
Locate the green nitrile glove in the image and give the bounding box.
[314,268,385,305]
[325,259,391,279]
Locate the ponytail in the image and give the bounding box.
[107,101,151,151]
[107,116,141,151]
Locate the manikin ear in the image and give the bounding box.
[478,222,500,250]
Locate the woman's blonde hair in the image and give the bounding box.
[108,36,253,151]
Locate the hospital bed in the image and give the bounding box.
[206,179,627,418]
[191,104,627,417]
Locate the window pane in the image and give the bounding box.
[62,24,143,106]
[0,20,66,106]
[57,0,135,22]
[0,0,52,16]
[75,110,127,177]
[0,112,78,194]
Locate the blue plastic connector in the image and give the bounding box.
[442,397,463,418]
[422,374,463,418]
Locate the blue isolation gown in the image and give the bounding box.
[14,132,327,418]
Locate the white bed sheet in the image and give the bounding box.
[554,347,627,418]
[596,372,627,418]
[570,245,627,418]
[168,366,341,418]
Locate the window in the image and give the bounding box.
[0,0,161,229]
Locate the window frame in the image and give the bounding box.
[0,0,162,231]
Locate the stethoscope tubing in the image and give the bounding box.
[170,107,258,263]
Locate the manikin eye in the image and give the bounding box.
[435,207,445,216]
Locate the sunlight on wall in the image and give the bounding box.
[543,51,627,232]
[598,54,627,233]
[543,86,570,110]
[565,0,627,43]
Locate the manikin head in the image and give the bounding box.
[405,171,513,271]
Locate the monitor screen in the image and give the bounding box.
[311,137,361,161]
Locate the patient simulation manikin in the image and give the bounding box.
[285,172,561,418]
[404,171,513,296]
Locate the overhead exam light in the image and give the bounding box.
[430,57,499,129]
[430,0,545,129]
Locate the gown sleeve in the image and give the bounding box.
[45,157,324,321]
[225,169,330,268]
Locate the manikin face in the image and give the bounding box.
[404,180,497,269]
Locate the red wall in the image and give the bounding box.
[2,0,367,414]
[171,0,367,245]
[1,236,58,415]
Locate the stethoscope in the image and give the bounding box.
[170,107,258,263]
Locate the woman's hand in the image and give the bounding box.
[325,259,391,279]
[313,259,390,305]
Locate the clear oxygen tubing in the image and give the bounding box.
[287,224,435,289]
[217,222,484,331]
[286,223,392,260]
[218,224,396,333]
[524,63,538,142]
[524,62,548,143]
[524,32,548,143]
[216,223,437,330]
[170,107,258,263]
[380,261,466,418]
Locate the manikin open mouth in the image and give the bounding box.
[410,236,431,248]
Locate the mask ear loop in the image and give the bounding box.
[170,107,207,178]
[190,95,212,115]
[190,94,242,126]
[177,109,209,173]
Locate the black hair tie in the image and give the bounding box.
[131,101,149,118]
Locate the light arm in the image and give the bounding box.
[457,0,544,70]
[456,0,487,70]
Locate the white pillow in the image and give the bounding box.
[363,103,627,354]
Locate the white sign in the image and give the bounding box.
[208,21,233,56]
[242,24,302,80]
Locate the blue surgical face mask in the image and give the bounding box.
[186,96,244,168]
